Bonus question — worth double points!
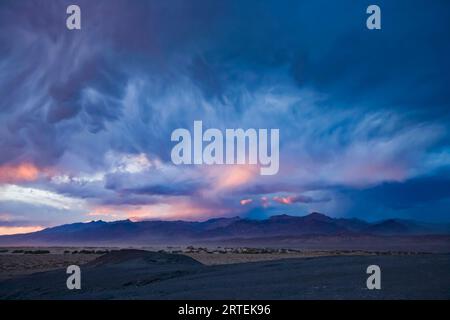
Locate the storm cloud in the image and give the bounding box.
[0,0,449,232]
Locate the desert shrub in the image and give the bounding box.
[24,250,50,254]
[94,250,109,254]
[12,250,24,253]
[0,249,8,253]
[79,249,95,254]
[72,250,79,254]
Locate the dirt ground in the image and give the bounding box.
[0,253,98,280]
[184,251,370,265]
[0,246,424,280]
[1,250,448,300]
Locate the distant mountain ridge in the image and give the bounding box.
[0,212,449,246]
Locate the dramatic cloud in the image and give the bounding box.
[0,0,449,232]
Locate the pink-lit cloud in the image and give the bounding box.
[240,198,253,206]
[208,165,259,192]
[0,163,40,183]
[260,196,269,208]
[273,196,295,205]
[86,198,233,222]
[272,194,330,205]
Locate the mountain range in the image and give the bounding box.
[1,212,449,246]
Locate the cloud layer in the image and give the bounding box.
[0,0,449,231]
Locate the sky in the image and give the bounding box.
[0,0,450,234]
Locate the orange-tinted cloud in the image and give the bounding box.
[0,163,40,183]
[208,165,258,192]
[0,226,44,236]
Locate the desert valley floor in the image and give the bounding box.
[0,248,448,299]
